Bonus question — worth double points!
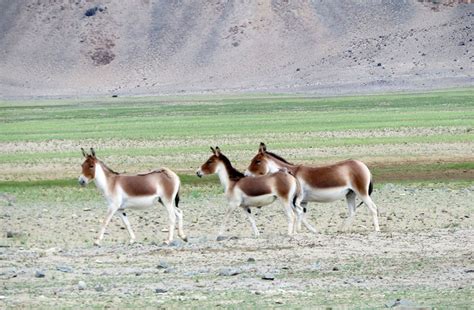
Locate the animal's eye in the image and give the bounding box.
[207,160,212,164]
[89,165,94,169]
[256,160,261,164]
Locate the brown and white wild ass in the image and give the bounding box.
[78,148,187,245]
[196,147,303,237]
[246,143,380,232]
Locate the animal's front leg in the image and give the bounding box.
[95,207,117,246]
[218,203,237,237]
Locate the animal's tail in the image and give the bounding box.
[175,188,180,208]
[356,179,373,209]
[291,176,305,212]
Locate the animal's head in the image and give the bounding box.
[196,147,223,177]
[79,148,98,186]
[245,142,272,176]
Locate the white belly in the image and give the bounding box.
[303,187,349,203]
[120,195,160,209]
[241,194,277,207]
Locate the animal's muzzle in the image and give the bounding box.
[196,170,203,178]
[78,176,88,186]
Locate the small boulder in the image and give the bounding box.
[155,288,167,294]
[56,266,73,273]
[94,284,104,292]
[218,268,240,276]
[78,281,87,290]
[261,274,275,280]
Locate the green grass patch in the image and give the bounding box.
[0,89,472,183]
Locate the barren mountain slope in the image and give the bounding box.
[0,0,472,98]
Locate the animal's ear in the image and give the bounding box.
[259,142,267,153]
[81,148,88,157]
[215,146,221,156]
[210,146,216,155]
[90,148,96,157]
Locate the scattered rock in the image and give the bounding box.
[56,266,73,273]
[247,257,256,263]
[164,268,176,274]
[311,262,322,271]
[168,240,183,247]
[377,63,382,67]
[6,231,14,238]
[218,268,241,276]
[84,7,98,17]
[155,288,167,294]
[35,270,45,278]
[111,94,118,98]
[78,281,87,290]
[94,284,104,292]
[465,269,474,273]
[384,299,419,308]
[332,266,340,271]
[216,236,227,241]
[261,273,275,280]
[157,261,169,269]
[84,6,106,17]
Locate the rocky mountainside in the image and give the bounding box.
[0,0,472,98]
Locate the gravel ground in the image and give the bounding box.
[1,183,473,308]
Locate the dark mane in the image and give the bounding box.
[99,160,120,175]
[219,154,245,181]
[265,151,293,165]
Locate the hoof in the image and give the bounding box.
[93,240,101,247]
[129,239,136,244]
[181,236,188,242]
[162,240,171,246]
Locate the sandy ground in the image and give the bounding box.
[1,183,473,308]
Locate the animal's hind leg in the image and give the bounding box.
[162,199,177,244]
[282,199,296,236]
[360,195,380,232]
[243,207,260,237]
[174,207,188,242]
[119,212,136,244]
[340,191,356,231]
[299,202,317,233]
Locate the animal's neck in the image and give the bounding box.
[215,163,233,192]
[268,157,297,174]
[94,162,113,194]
